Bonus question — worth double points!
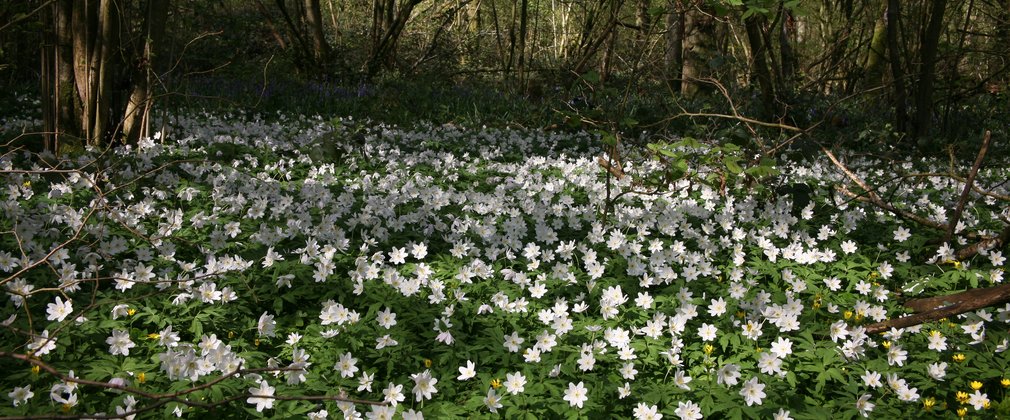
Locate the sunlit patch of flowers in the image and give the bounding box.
[1,111,1009,417]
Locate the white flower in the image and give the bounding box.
[674,400,702,420]
[633,402,663,420]
[410,369,438,401]
[855,394,874,417]
[717,363,741,387]
[483,387,503,413]
[564,381,588,408]
[257,312,276,338]
[8,385,34,406]
[28,330,57,356]
[505,371,526,395]
[382,382,405,407]
[246,380,275,412]
[106,329,135,356]
[376,307,397,329]
[739,377,765,406]
[969,390,989,411]
[46,297,73,322]
[457,360,476,380]
[893,226,911,242]
[336,352,358,378]
[770,337,793,358]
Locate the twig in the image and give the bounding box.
[945,130,991,243]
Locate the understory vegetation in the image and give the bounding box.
[2,89,1009,418]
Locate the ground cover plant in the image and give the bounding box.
[1,107,1009,419]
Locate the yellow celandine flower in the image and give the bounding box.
[148,333,160,340]
[984,400,991,409]
[228,331,235,339]
[970,381,983,390]
[1001,378,1010,388]
[923,397,936,410]
[424,359,432,368]
[957,407,968,417]
[254,339,260,346]
[882,341,891,350]
[844,311,853,320]
[127,308,136,316]
[31,365,40,374]
[736,311,745,319]
[956,391,970,404]
[703,344,714,355]
[22,181,30,188]
[953,353,966,363]
[854,311,865,322]
[869,271,879,279]
[490,378,502,389]
[138,372,146,383]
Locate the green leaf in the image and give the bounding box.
[723,156,743,174]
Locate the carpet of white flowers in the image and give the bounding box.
[1,111,1009,419]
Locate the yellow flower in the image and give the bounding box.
[31,365,40,374]
[147,333,160,340]
[22,180,30,188]
[138,372,146,383]
[869,271,879,279]
[424,358,432,368]
[127,308,136,316]
[228,331,235,339]
[703,344,714,355]
[254,339,260,346]
[736,311,745,319]
[956,391,970,404]
[854,311,864,322]
[923,397,935,410]
[844,311,853,320]
[953,353,966,363]
[970,381,983,390]
[984,400,991,409]
[957,407,968,417]
[490,378,502,389]
[882,341,891,350]
[1001,378,1010,388]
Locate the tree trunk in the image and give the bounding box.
[744,14,776,117]
[41,0,80,152]
[861,10,887,89]
[681,0,715,97]
[778,4,798,88]
[664,0,684,90]
[912,0,948,139]
[303,0,331,68]
[885,0,908,134]
[122,0,170,145]
[517,0,529,87]
[365,0,423,78]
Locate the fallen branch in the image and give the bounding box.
[864,283,1010,334]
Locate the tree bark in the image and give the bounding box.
[303,0,331,68]
[861,10,887,89]
[912,0,948,139]
[122,0,170,145]
[885,0,908,134]
[664,0,684,90]
[744,14,776,117]
[681,0,715,97]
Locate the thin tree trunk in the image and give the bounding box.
[123,0,169,145]
[303,0,330,68]
[861,10,887,89]
[886,0,908,134]
[681,0,714,97]
[744,14,776,117]
[665,0,684,90]
[912,0,948,138]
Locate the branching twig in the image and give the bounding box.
[864,283,1010,334]
[945,130,991,243]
